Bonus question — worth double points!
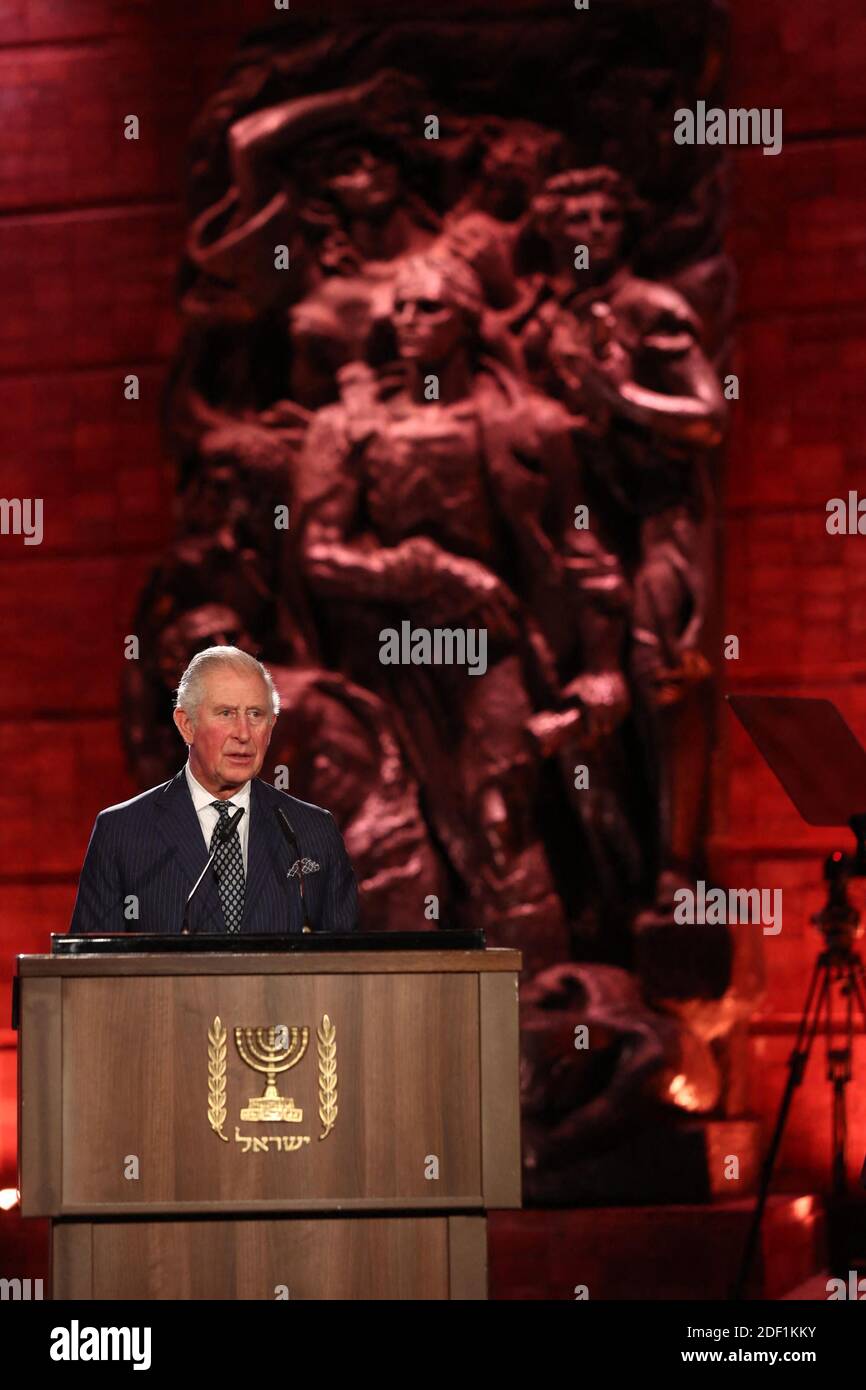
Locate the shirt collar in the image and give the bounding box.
[184,761,252,812]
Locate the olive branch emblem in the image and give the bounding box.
[209,1012,337,1143]
[208,1015,229,1142]
[317,1014,338,1140]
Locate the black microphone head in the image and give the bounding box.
[219,805,245,842]
[274,805,299,847]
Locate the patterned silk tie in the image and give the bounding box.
[209,800,245,934]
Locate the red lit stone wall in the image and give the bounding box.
[719,0,866,1189]
[1,0,865,1202]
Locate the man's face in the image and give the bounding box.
[173,665,274,798]
[393,272,465,364]
[556,191,624,271]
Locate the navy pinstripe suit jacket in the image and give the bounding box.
[68,769,359,935]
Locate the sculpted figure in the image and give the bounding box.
[294,250,573,970]
[183,77,566,415]
[514,166,727,906]
[441,116,567,314]
[263,665,446,934]
[143,34,744,1177]
[185,69,440,407]
[518,166,726,672]
[520,960,721,1190]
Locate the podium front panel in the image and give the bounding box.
[18,949,521,1215]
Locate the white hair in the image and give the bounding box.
[175,646,280,723]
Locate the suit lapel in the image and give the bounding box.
[154,768,225,932]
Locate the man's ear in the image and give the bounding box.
[173,706,194,746]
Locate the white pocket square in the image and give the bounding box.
[288,857,321,878]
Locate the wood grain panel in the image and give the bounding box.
[20,950,521,976]
[59,970,485,1210]
[51,1220,92,1299]
[447,1215,488,1299]
[479,970,522,1209]
[18,975,61,1215]
[64,1214,454,1299]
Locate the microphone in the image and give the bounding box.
[181,805,246,936]
[273,806,313,933]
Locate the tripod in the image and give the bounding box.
[732,819,866,1300]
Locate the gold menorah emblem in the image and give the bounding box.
[235,1024,309,1123]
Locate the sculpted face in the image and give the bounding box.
[393,269,466,363]
[482,130,547,213]
[173,664,274,798]
[555,190,625,272]
[157,608,251,694]
[327,147,399,218]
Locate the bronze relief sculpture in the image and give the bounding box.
[126,12,746,1196]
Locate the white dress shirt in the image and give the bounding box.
[185,762,251,873]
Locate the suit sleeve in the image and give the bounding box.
[68,812,126,934]
[323,811,359,933]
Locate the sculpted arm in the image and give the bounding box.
[229,83,368,214]
[552,289,726,450]
[605,344,726,448]
[228,71,419,216]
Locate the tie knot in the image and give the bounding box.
[212,800,234,819]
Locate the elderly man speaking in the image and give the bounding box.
[69,646,358,935]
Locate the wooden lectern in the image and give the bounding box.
[16,937,521,1300]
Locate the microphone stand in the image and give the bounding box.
[273,806,313,933]
[181,805,246,936]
